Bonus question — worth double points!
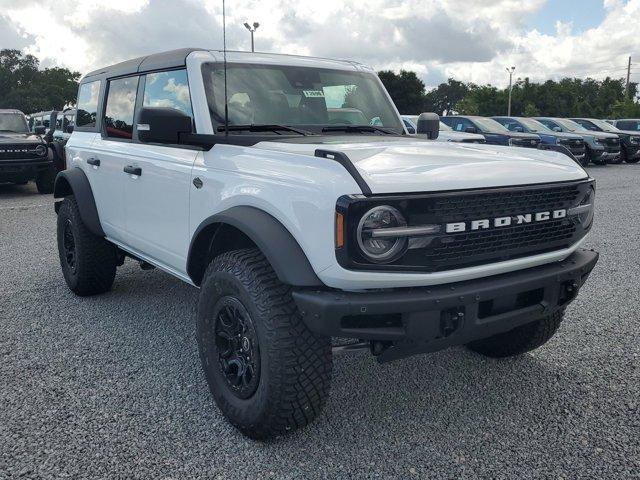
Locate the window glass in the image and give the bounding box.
[104,76,139,139]
[202,63,403,134]
[617,120,640,131]
[76,81,101,128]
[143,70,193,120]
[0,112,29,133]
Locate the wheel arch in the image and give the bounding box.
[187,206,323,287]
[53,168,105,237]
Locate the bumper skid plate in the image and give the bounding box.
[293,249,598,363]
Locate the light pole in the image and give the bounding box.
[506,66,515,116]
[243,22,260,52]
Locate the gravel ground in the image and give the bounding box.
[0,166,639,480]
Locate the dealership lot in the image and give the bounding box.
[1,165,639,479]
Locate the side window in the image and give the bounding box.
[539,119,556,130]
[104,76,139,140]
[76,81,101,128]
[143,70,193,122]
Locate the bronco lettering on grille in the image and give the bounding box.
[445,209,567,233]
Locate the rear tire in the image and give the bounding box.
[57,196,117,296]
[467,310,565,358]
[36,166,56,194]
[197,248,332,439]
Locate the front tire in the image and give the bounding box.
[197,248,332,439]
[36,166,56,194]
[623,147,640,164]
[466,310,565,358]
[57,196,117,296]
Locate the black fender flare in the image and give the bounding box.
[187,206,323,287]
[53,168,105,237]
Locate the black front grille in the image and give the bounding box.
[339,180,593,273]
[511,138,540,148]
[559,139,586,155]
[0,144,44,160]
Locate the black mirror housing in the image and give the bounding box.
[66,124,75,134]
[137,107,192,144]
[34,125,46,135]
[416,112,439,139]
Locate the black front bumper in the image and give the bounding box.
[293,249,598,362]
[0,159,51,181]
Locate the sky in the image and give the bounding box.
[0,0,638,90]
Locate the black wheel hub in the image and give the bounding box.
[62,219,77,273]
[213,296,260,399]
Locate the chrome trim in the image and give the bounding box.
[370,225,441,238]
[567,204,592,216]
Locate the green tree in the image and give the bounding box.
[610,99,640,118]
[0,49,80,113]
[377,70,426,114]
[523,103,540,117]
[423,78,468,115]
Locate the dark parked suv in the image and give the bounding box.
[0,109,55,193]
[493,116,587,165]
[441,116,541,148]
[535,117,620,165]
[571,117,640,164]
[613,119,640,132]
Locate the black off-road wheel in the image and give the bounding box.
[36,166,56,194]
[622,147,640,164]
[467,310,565,358]
[57,196,117,296]
[197,248,332,440]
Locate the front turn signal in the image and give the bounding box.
[335,212,345,248]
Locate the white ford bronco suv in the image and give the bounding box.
[54,48,598,439]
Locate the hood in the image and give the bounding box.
[256,137,588,194]
[437,131,485,142]
[0,132,45,145]
[580,130,618,140]
[616,129,640,137]
[542,131,583,140]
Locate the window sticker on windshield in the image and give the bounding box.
[303,90,325,98]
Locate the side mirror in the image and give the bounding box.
[552,126,561,132]
[416,112,439,140]
[66,124,75,134]
[137,107,192,144]
[34,125,46,135]
[514,126,524,133]
[465,126,477,134]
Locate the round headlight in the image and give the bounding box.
[35,145,47,157]
[356,205,407,263]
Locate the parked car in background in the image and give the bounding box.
[535,117,620,165]
[612,119,640,132]
[28,110,54,133]
[441,115,541,148]
[0,109,55,193]
[43,109,76,172]
[402,115,485,143]
[52,108,76,145]
[492,116,587,165]
[571,117,640,164]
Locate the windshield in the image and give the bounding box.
[473,117,509,133]
[518,117,551,132]
[589,118,619,133]
[0,112,29,133]
[554,118,588,133]
[202,63,403,135]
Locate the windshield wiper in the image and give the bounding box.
[217,124,314,136]
[321,125,398,135]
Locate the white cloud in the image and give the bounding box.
[0,0,637,90]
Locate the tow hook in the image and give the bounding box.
[440,307,465,338]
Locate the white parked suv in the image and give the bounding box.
[54,48,599,439]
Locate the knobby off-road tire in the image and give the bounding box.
[35,166,56,194]
[57,196,117,296]
[467,309,565,358]
[197,248,332,439]
[623,147,640,164]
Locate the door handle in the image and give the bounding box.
[123,165,142,176]
[87,157,100,166]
